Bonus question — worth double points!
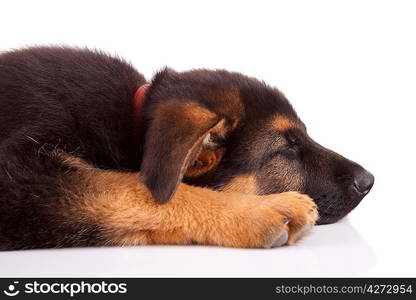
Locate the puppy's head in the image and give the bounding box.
[140,68,374,224]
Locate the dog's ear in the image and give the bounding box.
[140,101,227,204]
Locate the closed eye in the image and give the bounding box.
[275,144,298,156]
[258,143,298,168]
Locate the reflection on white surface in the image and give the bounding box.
[0,218,376,277]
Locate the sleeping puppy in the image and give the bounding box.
[0,47,374,250]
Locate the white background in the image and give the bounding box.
[0,0,415,277]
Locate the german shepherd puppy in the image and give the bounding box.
[0,47,374,250]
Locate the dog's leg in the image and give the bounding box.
[61,154,318,248]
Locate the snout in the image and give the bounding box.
[315,168,375,225]
[286,134,376,225]
[352,170,374,196]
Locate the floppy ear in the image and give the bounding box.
[140,101,227,204]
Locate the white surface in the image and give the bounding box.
[0,220,376,277]
[1,0,415,277]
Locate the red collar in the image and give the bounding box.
[132,84,149,144]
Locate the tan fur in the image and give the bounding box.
[221,174,258,194]
[60,154,318,248]
[186,148,226,177]
[272,115,303,132]
[153,100,217,128]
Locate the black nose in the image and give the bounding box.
[353,170,374,195]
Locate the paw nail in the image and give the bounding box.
[271,230,288,248]
[295,225,312,242]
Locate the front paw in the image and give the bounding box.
[224,192,318,248]
[266,191,318,245]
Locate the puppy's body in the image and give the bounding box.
[0,47,145,169]
[0,48,147,249]
[0,47,373,250]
